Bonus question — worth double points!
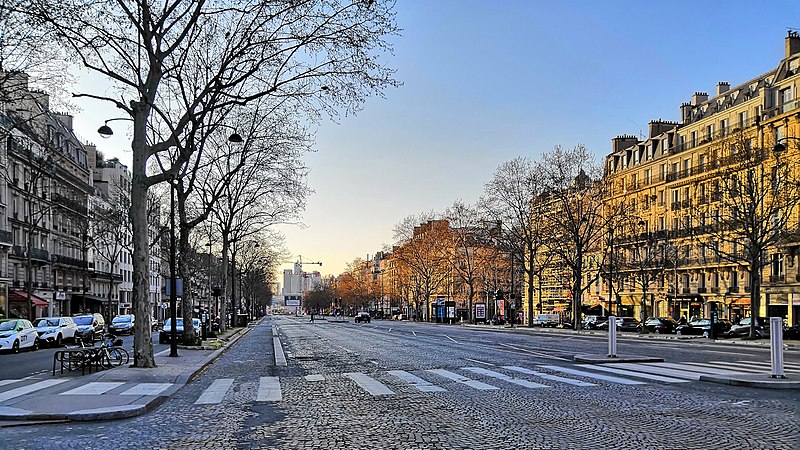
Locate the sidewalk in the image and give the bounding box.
[0,322,254,425]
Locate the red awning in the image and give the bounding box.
[9,290,49,307]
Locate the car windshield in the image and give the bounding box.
[36,318,60,327]
[0,321,18,331]
[73,317,93,325]
[112,316,131,323]
[164,318,184,328]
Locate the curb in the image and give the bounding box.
[0,324,253,424]
[573,354,665,364]
[698,374,800,389]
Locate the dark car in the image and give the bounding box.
[727,317,769,338]
[72,313,106,342]
[617,317,641,332]
[109,314,135,335]
[638,317,679,334]
[159,318,201,344]
[583,315,607,330]
[354,312,371,323]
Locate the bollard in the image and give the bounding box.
[608,316,617,358]
[770,317,785,379]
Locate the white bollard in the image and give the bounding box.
[608,316,617,358]
[770,317,785,379]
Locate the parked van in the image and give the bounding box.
[532,314,561,327]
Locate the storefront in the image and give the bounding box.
[9,289,49,319]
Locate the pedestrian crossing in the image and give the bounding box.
[1,359,798,406]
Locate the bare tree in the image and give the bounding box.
[22,1,399,367]
[539,145,612,330]
[481,157,550,326]
[688,129,800,338]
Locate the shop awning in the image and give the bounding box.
[72,294,108,303]
[9,290,49,307]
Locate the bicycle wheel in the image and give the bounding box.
[102,349,124,369]
[112,348,130,366]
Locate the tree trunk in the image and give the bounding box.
[749,257,761,339]
[130,104,156,368]
[178,218,197,344]
[527,269,535,327]
[219,238,230,333]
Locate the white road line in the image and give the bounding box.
[387,370,446,393]
[0,379,68,402]
[412,331,417,336]
[498,343,569,361]
[464,358,495,367]
[427,369,499,390]
[538,365,645,385]
[273,336,287,367]
[444,335,458,343]
[61,382,125,395]
[256,376,282,402]
[0,380,22,388]
[195,378,234,405]
[344,373,394,396]
[576,364,689,383]
[155,349,170,356]
[734,360,800,371]
[503,366,596,387]
[464,367,549,389]
[650,362,754,376]
[305,374,325,382]
[694,349,755,357]
[120,383,173,396]
[611,363,701,380]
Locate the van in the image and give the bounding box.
[532,314,561,327]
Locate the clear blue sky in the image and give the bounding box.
[72,1,800,278]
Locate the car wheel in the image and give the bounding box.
[702,331,709,338]
[32,338,40,351]
[655,329,660,334]
[12,340,20,353]
[676,330,682,336]
[55,334,62,347]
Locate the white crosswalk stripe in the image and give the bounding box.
[575,364,689,383]
[0,379,68,402]
[650,362,753,377]
[195,378,234,405]
[538,365,646,385]
[609,363,701,380]
[61,382,125,395]
[344,372,394,396]
[256,376,282,402]
[464,367,550,389]
[503,365,597,387]
[120,383,173,396]
[388,370,446,393]
[427,369,499,390]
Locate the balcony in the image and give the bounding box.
[51,254,89,269]
[710,287,720,293]
[52,193,88,216]
[11,245,50,262]
[697,287,708,293]
[769,274,786,283]
[728,286,740,293]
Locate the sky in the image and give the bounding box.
[69,1,800,279]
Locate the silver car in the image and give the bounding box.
[33,317,78,346]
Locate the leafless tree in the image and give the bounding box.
[21,1,399,367]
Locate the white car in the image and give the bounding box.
[33,316,78,347]
[0,319,40,353]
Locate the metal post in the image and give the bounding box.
[608,316,617,357]
[770,317,785,378]
[169,179,178,357]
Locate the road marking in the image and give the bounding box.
[575,364,689,383]
[412,331,417,336]
[538,365,645,385]
[650,362,753,376]
[344,373,394,396]
[464,358,495,367]
[0,379,68,402]
[388,370,446,393]
[61,382,125,395]
[734,360,800,371]
[256,376,282,402]
[305,374,325,382]
[195,378,234,404]
[498,343,569,361]
[503,366,596,387]
[120,383,173,396]
[427,369,499,390]
[388,328,392,333]
[155,349,170,356]
[464,367,549,389]
[273,336,287,367]
[0,380,22,388]
[444,335,457,343]
[611,363,701,380]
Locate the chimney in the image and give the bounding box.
[691,92,708,106]
[611,135,638,153]
[55,113,73,131]
[716,82,730,96]
[649,120,678,138]
[787,30,800,58]
[680,102,693,124]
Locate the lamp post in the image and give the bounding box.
[168,176,178,357]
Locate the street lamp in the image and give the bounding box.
[98,119,243,143]
[168,175,178,357]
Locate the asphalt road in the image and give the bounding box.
[2,316,799,449]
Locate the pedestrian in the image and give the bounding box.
[309,311,315,323]
[679,315,687,325]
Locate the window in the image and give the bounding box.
[738,111,748,129]
[672,189,680,204]
[658,190,665,205]
[771,253,784,279]
[720,118,728,135]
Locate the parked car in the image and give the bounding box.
[638,317,679,334]
[0,319,39,353]
[584,316,608,330]
[159,318,202,344]
[532,314,561,327]
[727,317,769,338]
[109,314,135,335]
[354,312,371,323]
[675,318,728,337]
[72,313,106,342]
[33,316,78,346]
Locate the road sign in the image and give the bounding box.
[284,295,301,306]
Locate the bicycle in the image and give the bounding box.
[70,334,130,369]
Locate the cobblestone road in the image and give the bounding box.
[3,316,799,450]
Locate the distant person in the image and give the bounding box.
[679,316,687,325]
[309,312,315,323]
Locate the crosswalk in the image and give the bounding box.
[1,359,798,406]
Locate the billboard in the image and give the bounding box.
[284,295,302,306]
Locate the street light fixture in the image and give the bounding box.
[98,119,243,143]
